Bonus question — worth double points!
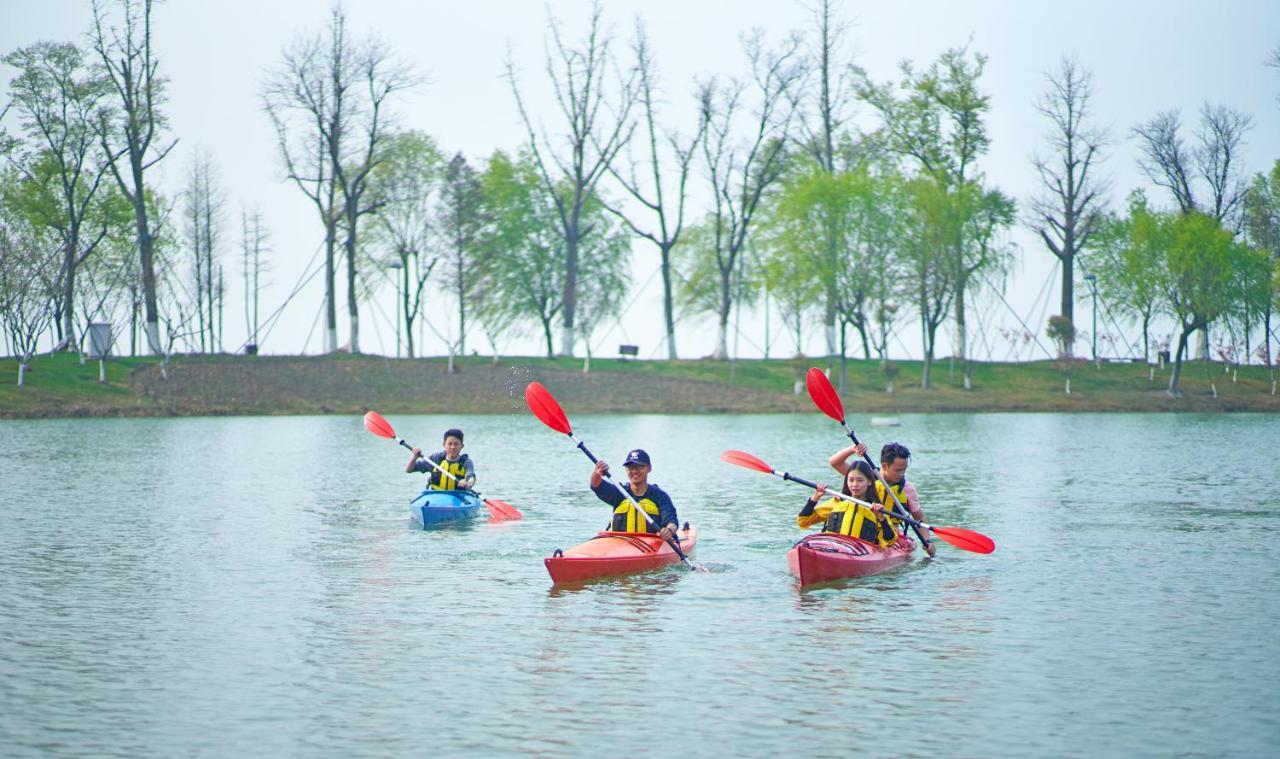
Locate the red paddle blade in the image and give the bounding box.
[525,381,572,435]
[363,410,396,439]
[720,450,775,474]
[931,526,996,554]
[485,498,523,521]
[805,367,845,423]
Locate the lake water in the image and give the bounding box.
[1,412,1277,757]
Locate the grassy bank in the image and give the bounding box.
[1,351,1278,418]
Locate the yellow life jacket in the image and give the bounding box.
[819,497,897,547]
[430,457,469,491]
[611,496,660,533]
[874,479,909,530]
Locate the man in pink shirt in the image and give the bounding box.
[829,441,936,557]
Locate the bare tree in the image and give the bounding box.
[263,5,413,354]
[1029,57,1109,347]
[91,0,178,356]
[600,22,708,360]
[2,42,114,350]
[239,209,270,351]
[181,151,223,352]
[699,31,802,359]
[505,1,636,357]
[0,200,59,385]
[793,0,862,356]
[1133,104,1253,356]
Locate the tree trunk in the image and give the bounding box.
[857,323,871,360]
[456,252,466,356]
[661,244,677,359]
[403,266,415,359]
[921,320,936,390]
[956,278,972,390]
[542,317,555,359]
[1061,253,1074,332]
[1142,315,1151,363]
[60,243,76,350]
[324,229,338,353]
[1167,327,1193,396]
[838,321,848,392]
[345,220,360,354]
[559,230,579,357]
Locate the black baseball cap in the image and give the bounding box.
[623,449,651,467]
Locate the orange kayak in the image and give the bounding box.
[545,526,698,583]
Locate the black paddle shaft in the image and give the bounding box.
[572,438,696,569]
[839,426,932,549]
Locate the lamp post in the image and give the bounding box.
[1084,273,1098,366]
[387,259,403,358]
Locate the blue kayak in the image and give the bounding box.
[409,489,483,527]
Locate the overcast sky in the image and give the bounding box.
[3,0,1278,361]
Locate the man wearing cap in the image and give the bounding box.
[589,449,679,539]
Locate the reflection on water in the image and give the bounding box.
[1,413,1278,757]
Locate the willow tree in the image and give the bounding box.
[1164,212,1241,395]
[858,46,1011,389]
[505,1,635,357]
[1,42,113,349]
[365,131,444,359]
[1087,192,1168,363]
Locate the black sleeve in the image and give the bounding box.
[798,497,818,518]
[592,480,625,508]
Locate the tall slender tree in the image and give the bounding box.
[1029,57,1109,351]
[91,0,177,356]
[696,31,801,359]
[264,5,412,354]
[600,22,708,360]
[505,1,636,357]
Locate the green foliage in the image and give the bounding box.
[473,150,629,358]
[1046,315,1076,357]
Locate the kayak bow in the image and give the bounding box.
[410,489,483,528]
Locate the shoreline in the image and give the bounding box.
[2,353,1278,419]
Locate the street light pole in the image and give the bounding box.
[387,259,404,358]
[1084,273,1098,366]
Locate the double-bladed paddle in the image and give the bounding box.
[720,450,995,554]
[805,367,937,552]
[523,381,707,572]
[362,411,523,521]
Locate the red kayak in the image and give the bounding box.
[545,526,699,583]
[787,532,915,587]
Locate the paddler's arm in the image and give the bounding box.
[902,482,936,557]
[406,447,424,473]
[656,489,678,540]
[828,443,867,475]
[796,484,828,528]
[590,460,624,506]
[459,457,476,490]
